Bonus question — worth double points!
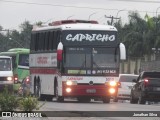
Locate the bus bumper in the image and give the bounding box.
[62,84,117,98]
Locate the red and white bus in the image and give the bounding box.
[29,20,126,103]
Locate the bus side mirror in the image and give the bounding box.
[57,50,63,61]
[119,43,126,60]
[57,42,63,62]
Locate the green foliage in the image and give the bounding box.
[18,96,45,111]
[0,87,45,112]
[0,87,19,111]
[145,13,155,29]
[117,11,157,57]
[0,25,3,31]
[35,21,43,26]
[0,21,32,52]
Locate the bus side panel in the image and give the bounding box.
[30,73,59,96]
[40,74,55,95]
[57,75,63,96]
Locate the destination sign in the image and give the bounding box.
[62,30,118,46]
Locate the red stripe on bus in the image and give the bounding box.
[30,68,57,74]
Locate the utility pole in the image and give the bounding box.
[0,29,10,51]
[104,15,120,25]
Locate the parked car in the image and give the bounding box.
[130,71,160,104]
[18,76,30,96]
[113,74,138,102]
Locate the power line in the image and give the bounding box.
[0,0,158,14]
[105,15,120,25]
[111,0,160,3]
[0,0,118,11]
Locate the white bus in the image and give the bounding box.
[29,20,126,103]
[0,56,13,92]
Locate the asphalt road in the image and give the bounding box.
[38,99,160,120]
[1,99,160,120]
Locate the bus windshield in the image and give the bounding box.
[0,58,11,71]
[64,47,119,75]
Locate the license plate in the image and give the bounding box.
[86,89,96,93]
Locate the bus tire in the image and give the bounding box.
[34,79,45,101]
[55,83,64,102]
[39,94,45,101]
[102,97,110,103]
[113,96,118,102]
[46,95,53,101]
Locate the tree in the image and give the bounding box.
[0,25,8,52]
[117,11,148,57]
[19,21,32,48]
[6,21,32,50]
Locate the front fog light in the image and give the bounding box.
[109,88,115,94]
[66,88,72,93]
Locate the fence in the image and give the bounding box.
[140,60,160,72]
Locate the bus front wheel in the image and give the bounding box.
[55,84,64,102]
[102,97,110,103]
[34,80,45,101]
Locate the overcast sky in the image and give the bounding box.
[0,0,160,30]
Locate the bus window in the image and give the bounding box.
[92,48,118,68]
[45,32,49,50]
[49,31,54,50]
[19,54,29,66]
[35,33,39,51]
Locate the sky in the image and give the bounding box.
[0,0,160,30]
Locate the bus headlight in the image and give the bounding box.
[7,77,13,81]
[109,81,117,87]
[66,81,77,86]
